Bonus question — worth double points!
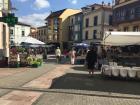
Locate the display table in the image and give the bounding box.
[101,64,140,79]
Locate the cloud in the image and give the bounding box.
[34,0,50,9]
[19,12,50,27]
[68,0,78,5]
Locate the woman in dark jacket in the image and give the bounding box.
[86,47,97,75]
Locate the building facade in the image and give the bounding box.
[68,12,83,44]
[45,9,81,50]
[82,4,113,44]
[0,22,9,57]
[0,0,11,66]
[113,0,140,31]
[0,0,11,17]
[30,27,37,38]
[36,26,48,44]
[10,22,31,45]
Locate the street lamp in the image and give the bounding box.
[101,1,105,41]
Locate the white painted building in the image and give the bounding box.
[82,3,114,44]
[10,22,31,45]
[0,22,9,58]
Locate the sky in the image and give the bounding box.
[11,0,112,27]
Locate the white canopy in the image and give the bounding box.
[17,36,45,45]
[103,32,140,46]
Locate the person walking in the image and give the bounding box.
[86,46,97,75]
[69,48,76,65]
[55,47,61,63]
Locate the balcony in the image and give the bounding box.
[114,0,138,9]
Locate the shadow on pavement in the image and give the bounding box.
[71,66,86,71]
[50,73,140,95]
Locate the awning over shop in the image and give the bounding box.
[103,32,140,46]
[17,36,45,45]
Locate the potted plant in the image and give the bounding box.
[37,58,43,66]
[9,61,20,68]
[31,60,40,68]
[27,56,33,66]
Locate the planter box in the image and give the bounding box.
[9,63,20,68]
[32,64,39,68]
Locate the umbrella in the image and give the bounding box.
[73,43,90,48]
[17,36,45,45]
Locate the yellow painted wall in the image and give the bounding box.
[59,9,81,42]
[118,21,140,31]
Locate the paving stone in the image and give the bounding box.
[34,92,140,105]
[0,64,55,88]
[23,65,71,89]
[0,89,11,97]
[0,91,42,105]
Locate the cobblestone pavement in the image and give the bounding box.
[0,68,26,78]
[0,55,140,105]
[34,92,140,105]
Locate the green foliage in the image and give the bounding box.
[37,58,43,65]
[27,56,43,67]
[2,13,18,26]
[17,47,25,53]
[27,56,33,65]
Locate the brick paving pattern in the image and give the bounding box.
[0,56,139,105]
[23,65,71,89]
[0,91,42,105]
[34,92,140,105]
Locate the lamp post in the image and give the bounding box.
[101,1,105,41]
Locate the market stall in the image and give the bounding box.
[72,43,90,64]
[9,36,45,68]
[101,32,140,79]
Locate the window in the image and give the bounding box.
[10,29,13,34]
[22,31,25,36]
[75,34,78,41]
[135,6,140,17]
[94,16,98,26]
[123,27,129,32]
[85,18,89,27]
[85,31,88,40]
[93,30,97,39]
[78,16,81,21]
[92,7,95,11]
[109,15,113,25]
[133,26,139,32]
[71,18,74,24]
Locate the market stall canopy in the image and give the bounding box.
[17,36,45,45]
[72,43,90,48]
[103,32,140,46]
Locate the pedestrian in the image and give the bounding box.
[69,48,76,65]
[86,46,97,75]
[55,47,61,63]
[17,53,20,67]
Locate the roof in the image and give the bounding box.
[82,3,112,9]
[37,26,47,29]
[70,12,83,17]
[17,22,31,27]
[45,9,66,20]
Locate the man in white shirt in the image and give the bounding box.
[55,47,61,63]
